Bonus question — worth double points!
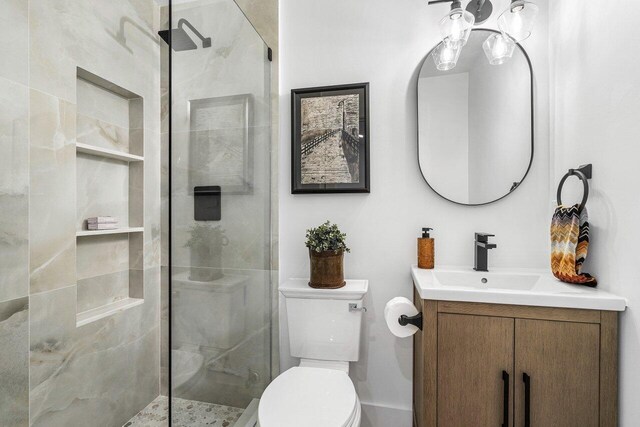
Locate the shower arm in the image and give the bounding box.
[177,19,212,48]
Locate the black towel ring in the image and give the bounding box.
[556,164,592,213]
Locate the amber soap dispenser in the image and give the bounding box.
[418,227,434,269]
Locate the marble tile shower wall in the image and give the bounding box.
[0,0,163,426]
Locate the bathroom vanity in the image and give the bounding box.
[411,266,626,427]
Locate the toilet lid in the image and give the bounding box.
[259,367,357,427]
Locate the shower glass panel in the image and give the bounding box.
[169,0,272,424]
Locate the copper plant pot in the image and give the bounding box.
[309,249,346,289]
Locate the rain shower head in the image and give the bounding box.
[159,19,211,51]
[159,28,197,51]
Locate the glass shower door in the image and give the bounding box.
[169,0,272,424]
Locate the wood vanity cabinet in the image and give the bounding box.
[413,289,619,427]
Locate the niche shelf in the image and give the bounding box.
[76,297,144,328]
[76,143,144,162]
[74,67,145,327]
[76,227,144,237]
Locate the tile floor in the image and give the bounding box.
[124,396,244,427]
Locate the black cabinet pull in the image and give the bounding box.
[523,373,531,427]
[502,370,509,427]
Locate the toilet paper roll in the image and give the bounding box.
[385,297,420,338]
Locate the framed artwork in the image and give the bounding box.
[291,83,370,193]
[189,94,253,195]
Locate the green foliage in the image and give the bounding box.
[305,221,350,254]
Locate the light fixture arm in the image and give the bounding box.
[428,0,493,24]
[472,0,486,13]
[428,0,461,7]
[177,18,212,48]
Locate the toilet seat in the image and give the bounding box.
[258,366,360,427]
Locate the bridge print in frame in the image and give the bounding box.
[291,83,370,193]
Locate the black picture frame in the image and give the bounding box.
[291,83,370,194]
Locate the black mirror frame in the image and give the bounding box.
[417,28,535,206]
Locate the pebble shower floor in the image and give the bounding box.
[124,396,244,426]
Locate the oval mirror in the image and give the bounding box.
[417,29,533,205]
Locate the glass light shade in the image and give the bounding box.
[432,38,463,71]
[439,7,475,46]
[498,0,539,42]
[482,33,516,65]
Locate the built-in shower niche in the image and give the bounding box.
[75,68,145,327]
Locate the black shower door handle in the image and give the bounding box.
[502,370,509,427]
[523,372,531,427]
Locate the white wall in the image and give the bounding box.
[549,1,640,424]
[279,0,550,424]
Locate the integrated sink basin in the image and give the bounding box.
[412,265,627,311]
[434,270,540,291]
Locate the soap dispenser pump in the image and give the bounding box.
[418,227,435,269]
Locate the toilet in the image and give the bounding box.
[258,279,369,427]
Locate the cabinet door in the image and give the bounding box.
[515,319,600,427]
[438,313,514,427]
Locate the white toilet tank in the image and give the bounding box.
[280,279,369,362]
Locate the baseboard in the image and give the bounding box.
[360,402,413,427]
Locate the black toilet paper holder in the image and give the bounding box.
[399,312,423,330]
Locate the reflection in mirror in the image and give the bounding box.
[418,29,533,205]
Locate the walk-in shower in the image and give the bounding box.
[0,0,275,425]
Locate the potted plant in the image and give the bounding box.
[305,221,350,289]
[184,224,228,282]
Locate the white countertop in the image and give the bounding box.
[412,265,627,311]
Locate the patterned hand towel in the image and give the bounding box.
[550,204,597,286]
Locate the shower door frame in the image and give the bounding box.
[166,0,275,423]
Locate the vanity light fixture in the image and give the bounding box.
[482,32,515,65]
[432,37,464,71]
[497,0,539,43]
[428,0,479,70]
[428,0,537,69]
[429,0,475,47]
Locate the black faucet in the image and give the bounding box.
[474,233,497,272]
